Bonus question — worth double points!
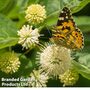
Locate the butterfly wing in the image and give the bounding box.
[57,7,74,26]
[52,7,84,50]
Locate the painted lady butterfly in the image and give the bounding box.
[51,7,84,50]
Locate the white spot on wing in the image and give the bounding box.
[61,11,64,13]
[59,17,64,20]
[66,16,68,19]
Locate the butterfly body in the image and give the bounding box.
[51,7,84,50]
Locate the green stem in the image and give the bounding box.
[23,49,31,55]
[19,48,31,58]
[38,25,45,32]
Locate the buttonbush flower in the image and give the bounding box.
[37,44,72,77]
[25,4,46,24]
[28,70,48,87]
[59,68,79,86]
[0,52,20,74]
[17,25,40,49]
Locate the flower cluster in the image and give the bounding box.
[28,70,48,87]
[0,52,20,74]
[25,4,46,24]
[59,68,79,86]
[37,44,72,77]
[18,4,46,49]
[17,25,40,49]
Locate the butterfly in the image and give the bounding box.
[51,7,84,50]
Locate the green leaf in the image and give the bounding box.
[0,0,10,11]
[74,16,90,32]
[39,0,61,15]
[78,54,90,68]
[7,0,27,28]
[0,14,18,49]
[40,0,62,26]
[45,13,58,26]
[74,16,90,26]
[63,0,90,14]
[72,60,90,80]
[71,0,90,14]
[0,0,16,14]
[84,33,90,46]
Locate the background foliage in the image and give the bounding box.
[0,0,90,87]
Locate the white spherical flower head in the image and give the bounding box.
[25,4,46,24]
[37,44,72,76]
[17,25,40,49]
[28,70,48,87]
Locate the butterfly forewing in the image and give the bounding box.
[52,7,84,50]
[57,7,74,26]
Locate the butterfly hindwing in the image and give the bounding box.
[52,7,84,50]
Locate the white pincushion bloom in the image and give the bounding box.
[37,44,72,76]
[25,4,46,24]
[17,25,40,49]
[28,70,48,87]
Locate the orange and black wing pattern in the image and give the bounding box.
[52,7,84,50]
